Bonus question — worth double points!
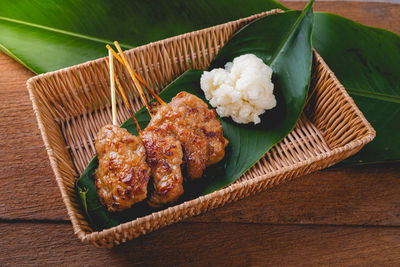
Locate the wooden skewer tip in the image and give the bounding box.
[109,50,118,126]
[105,55,142,134]
[107,43,166,106]
[113,41,154,118]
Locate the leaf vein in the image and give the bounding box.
[0,16,133,49]
[347,87,400,104]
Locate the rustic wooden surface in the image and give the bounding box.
[0,1,399,266]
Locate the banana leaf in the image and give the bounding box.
[0,0,285,73]
[77,2,314,230]
[313,13,400,164]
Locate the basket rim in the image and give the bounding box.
[26,9,376,247]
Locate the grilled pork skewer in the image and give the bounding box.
[94,51,151,212]
[148,92,228,180]
[168,92,228,179]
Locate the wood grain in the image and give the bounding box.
[188,164,400,226]
[0,53,67,220]
[283,1,400,34]
[0,2,399,265]
[0,222,399,266]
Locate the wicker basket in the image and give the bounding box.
[27,9,375,248]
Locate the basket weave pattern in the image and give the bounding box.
[27,9,375,248]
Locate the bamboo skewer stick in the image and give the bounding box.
[108,42,153,117]
[105,57,142,135]
[106,44,166,106]
[115,74,142,135]
[109,50,118,126]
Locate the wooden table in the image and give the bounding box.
[1,1,399,266]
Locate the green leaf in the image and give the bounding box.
[0,0,286,73]
[205,3,314,192]
[313,13,400,164]
[77,156,120,229]
[77,2,314,230]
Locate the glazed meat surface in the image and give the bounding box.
[95,125,151,212]
[149,92,229,180]
[142,127,184,207]
[170,92,229,168]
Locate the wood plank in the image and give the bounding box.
[282,1,400,33]
[0,1,398,224]
[188,164,400,226]
[0,53,67,220]
[0,222,399,266]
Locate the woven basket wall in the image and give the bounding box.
[27,9,375,248]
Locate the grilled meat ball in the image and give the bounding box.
[142,126,184,207]
[95,124,151,212]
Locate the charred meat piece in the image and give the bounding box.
[176,127,208,179]
[142,126,184,207]
[170,92,229,168]
[95,125,151,212]
[149,92,228,180]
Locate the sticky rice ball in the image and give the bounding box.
[200,54,276,124]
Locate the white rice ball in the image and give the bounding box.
[200,54,276,124]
